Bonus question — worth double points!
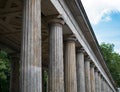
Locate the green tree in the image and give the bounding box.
[0,50,10,92]
[100,42,120,87]
[43,70,48,92]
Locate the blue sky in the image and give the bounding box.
[81,0,120,53]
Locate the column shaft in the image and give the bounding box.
[85,59,91,92]
[103,80,105,92]
[98,73,101,92]
[48,21,64,92]
[20,0,42,92]
[104,81,107,92]
[103,79,106,92]
[10,57,19,92]
[106,83,109,92]
[90,63,95,92]
[101,77,104,92]
[76,49,85,92]
[95,69,99,92]
[64,39,77,92]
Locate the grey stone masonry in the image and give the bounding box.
[76,48,85,92]
[48,19,64,92]
[90,63,96,92]
[64,37,77,92]
[95,68,99,92]
[103,79,106,92]
[98,72,101,92]
[118,88,120,92]
[20,0,42,92]
[85,57,91,92]
[101,77,104,92]
[107,82,109,92]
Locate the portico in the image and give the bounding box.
[0,0,117,92]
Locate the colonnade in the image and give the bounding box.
[9,0,116,92]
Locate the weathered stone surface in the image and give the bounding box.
[104,80,106,92]
[104,81,107,92]
[106,82,109,92]
[118,88,120,92]
[20,0,42,92]
[85,58,91,92]
[95,68,99,92]
[101,77,104,92]
[76,48,85,92]
[90,63,96,92]
[48,20,64,92]
[98,72,101,92]
[64,38,77,92]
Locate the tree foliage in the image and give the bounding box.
[0,50,10,92]
[100,42,120,87]
[43,70,48,92]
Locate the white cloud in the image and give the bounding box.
[114,47,120,54]
[81,0,120,25]
[102,16,111,22]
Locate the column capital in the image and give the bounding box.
[85,56,92,62]
[48,18,65,25]
[98,72,102,77]
[90,62,95,68]
[76,47,85,53]
[64,35,77,43]
[47,15,65,25]
[101,76,104,80]
[94,67,99,72]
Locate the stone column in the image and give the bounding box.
[90,63,96,92]
[101,77,104,92]
[110,88,114,92]
[95,68,99,92]
[111,88,113,92]
[48,19,64,92]
[118,88,120,92]
[103,79,107,92]
[42,69,44,92]
[103,80,105,92]
[64,37,77,92]
[76,48,85,92]
[109,86,112,92]
[106,83,109,92]
[98,72,101,92]
[111,88,112,92]
[106,83,108,92]
[85,57,91,92]
[10,56,19,92]
[105,81,108,92]
[20,0,42,92]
